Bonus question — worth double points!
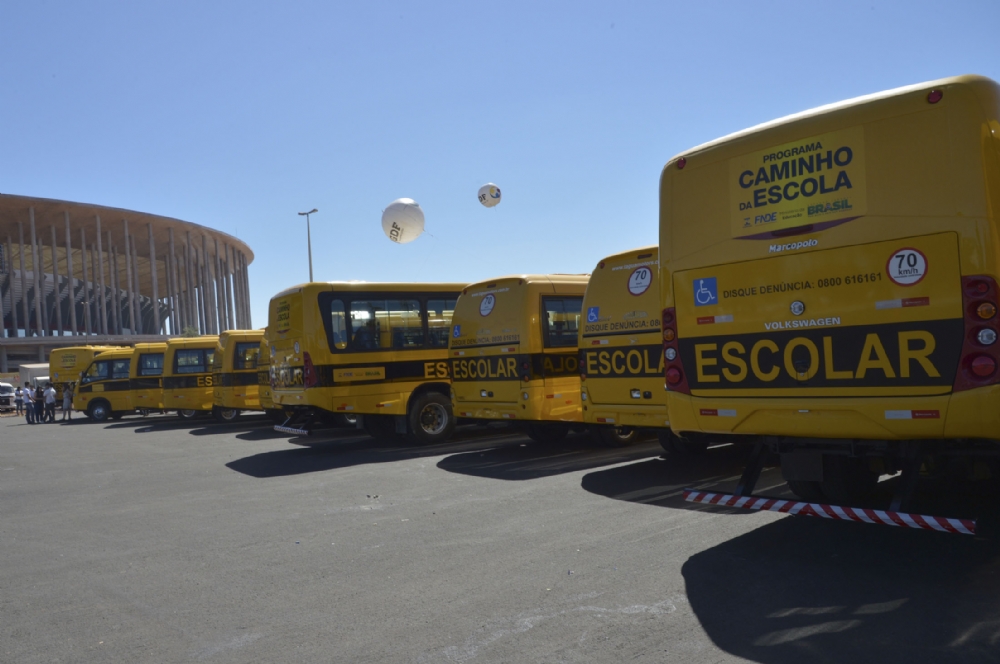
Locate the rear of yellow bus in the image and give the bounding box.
[579,247,668,446]
[130,343,166,411]
[269,282,463,441]
[450,275,588,443]
[74,349,135,421]
[162,337,219,419]
[212,329,263,421]
[660,75,1000,504]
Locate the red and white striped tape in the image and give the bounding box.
[683,489,976,536]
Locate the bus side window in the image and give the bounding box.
[427,298,457,348]
[330,299,348,350]
[176,349,207,374]
[139,353,164,376]
[543,297,583,348]
[82,361,109,384]
[112,360,130,379]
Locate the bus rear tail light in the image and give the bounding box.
[521,360,531,383]
[662,307,690,394]
[303,352,318,389]
[954,275,1000,392]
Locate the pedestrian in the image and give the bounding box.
[61,382,75,421]
[44,383,57,423]
[14,385,24,415]
[24,382,35,424]
[34,383,45,423]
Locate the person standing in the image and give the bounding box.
[34,383,45,423]
[44,383,57,423]
[24,382,35,424]
[61,383,75,421]
[14,385,24,416]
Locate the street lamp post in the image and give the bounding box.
[298,209,317,282]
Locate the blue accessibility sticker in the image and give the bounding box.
[587,306,600,323]
[693,278,718,307]
[453,324,461,338]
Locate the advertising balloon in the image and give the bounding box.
[477,183,501,208]
[381,198,425,244]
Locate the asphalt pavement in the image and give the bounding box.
[2,413,999,663]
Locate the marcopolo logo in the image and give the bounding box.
[769,239,818,254]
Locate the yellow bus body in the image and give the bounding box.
[130,343,166,410]
[269,282,465,440]
[212,330,264,415]
[579,247,668,431]
[74,348,135,420]
[660,75,1000,442]
[162,336,219,417]
[49,345,126,400]
[449,275,589,429]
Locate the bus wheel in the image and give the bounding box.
[525,423,570,444]
[408,393,455,444]
[787,480,825,502]
[596,425,637,447]
[213,407,240,423]
[87,400,111,423]
[177,409,199,420]
[820,455,879,505]
[363,414,398,440]
[658,430,709,455]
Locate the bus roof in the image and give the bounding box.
[272,281,468,300]
[463,274,590,290]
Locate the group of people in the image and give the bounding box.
[13,382,74,424]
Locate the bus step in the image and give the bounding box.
[274,424,311,437]
[683,489,976,536]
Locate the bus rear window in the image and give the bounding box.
[234,342,260,370]
[543,297,583,348]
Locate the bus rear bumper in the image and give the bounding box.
[583,403,669,429]
[666,385,1000,441]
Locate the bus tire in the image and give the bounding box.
[595,425,638,447]
[820,455,879,505]
[363,414,399,441]
[659,430,709,455]
[407,393,455,444]
[526,422,570,444]
[787,480,826,502]
[87,400,111,423]
[177,409,199,420]
[213,407,241,423]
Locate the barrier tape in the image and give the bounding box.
[683,489,976,536]
[274,425,310,437]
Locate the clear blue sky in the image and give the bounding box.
[2,1,998,328]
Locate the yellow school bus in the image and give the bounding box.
[579,247,670,447]
[257,334,286,422]
[269,282,465,441]
[49,345,126,401]
[130,342,166,412]
[660,75,1000,505]
[450,275,589,443]
[74,348,135,421]
[211,329,264,422]
[163,336,219,419]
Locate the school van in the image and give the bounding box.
[163,336,219,419]
[449,275,589,443]
[269,282,465,442]
[130,343,166,412]
[579,247,672,446]
[660,75,1000,506]
[74,348,135,421]
[49,345,126,401]
[211,329,264,422]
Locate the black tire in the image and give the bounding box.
[407,392,455,444]
[820,455,879,505]
[363,414,399,440]
[787,480,826,502]
[213,407,241,423]
[525,422,570,444]
[177,409,199,420]
[595,425,638,447]
[658,430,709,455]
[87,400,111,423]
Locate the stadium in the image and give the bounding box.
[0,194,254,371]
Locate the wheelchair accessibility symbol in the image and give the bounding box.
[587,306,600,323]
[694,278,718,307]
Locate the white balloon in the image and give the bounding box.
[477,183,502,208]
[381,198,425,244]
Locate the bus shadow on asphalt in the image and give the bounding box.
[436,433,664,481]
[580,442,778,515]
[682,513,1000,664]
[225,426,526,478]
